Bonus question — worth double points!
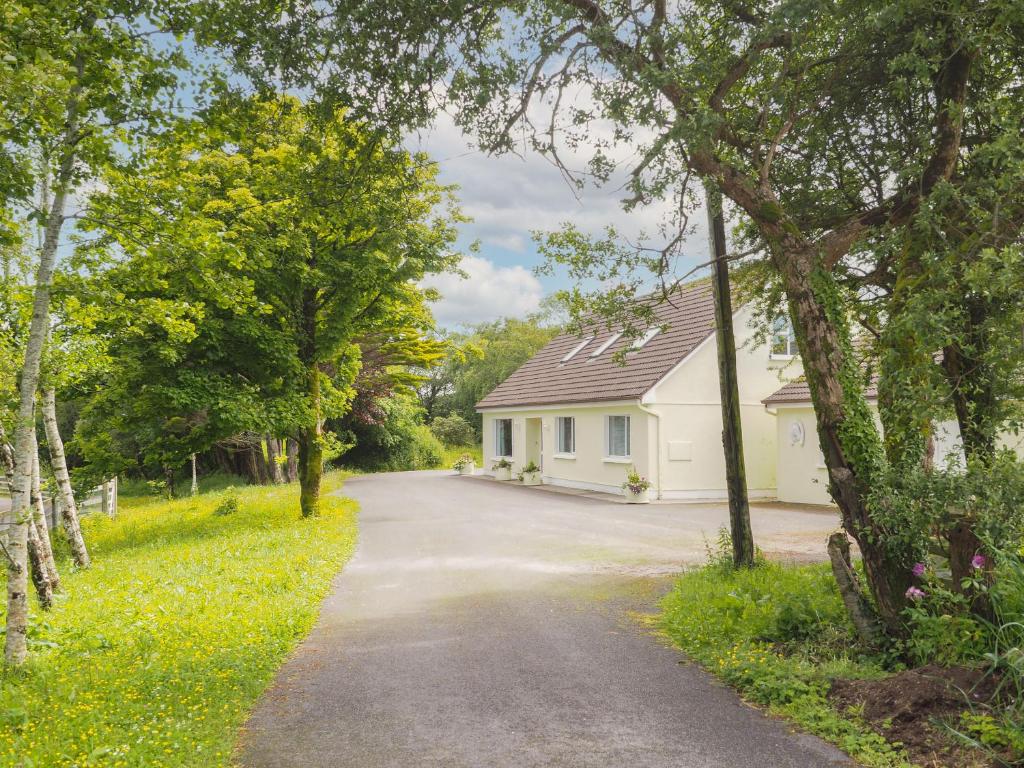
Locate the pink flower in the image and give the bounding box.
[911,562,927,578]
[971,554,986,570]
[905,586,926,601]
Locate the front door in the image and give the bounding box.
[524,417,543,472]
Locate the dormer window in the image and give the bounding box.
[631,327,660,350]
[770,315,798,359]
[561,336,594,363]
[590,331,622,358]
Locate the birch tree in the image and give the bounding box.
[1,0,192,665]
[41,387,89,568]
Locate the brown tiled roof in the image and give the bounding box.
[476,281,717,409]
[763,378,879,406]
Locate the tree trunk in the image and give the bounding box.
[706,185,754,568]
[782,259,912,633]
[41,387,89,568]
[6,195,70,664]
[298,358,323,517]
[30,447,60,593]
[285,438,299,482]
[942,337,997,464]
[26,517,53,609]
[266,437,285,484]
[827,532,881,646]
[190,453,198,496]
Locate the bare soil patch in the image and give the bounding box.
[829,665,1004,767]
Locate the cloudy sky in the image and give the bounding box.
[412,112,711,330]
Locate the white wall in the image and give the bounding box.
[644,303,802,499]
[480,404,652,496]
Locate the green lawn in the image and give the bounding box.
[439,443,482,468]
[0,473,358,768]
[659,559,911,768]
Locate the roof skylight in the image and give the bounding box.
[631,327,661,349]
[561,336,594,362]
[590,331,622,358]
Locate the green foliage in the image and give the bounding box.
[0,472,358,767]
[429,413,475,446]
[440,443,482,469]
[421,316,558,431]
[72,96,459,480]
[660,562,906,767]
[868,454,1024,571]
[213,490,239,516]
[338,394,443,472]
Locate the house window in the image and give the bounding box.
[561,336,594,363]
[631,327,660,349]
[770,315,798,358]
[590,331,622,358]
[605,415,631,458]
[494,418,513,457]
[556,416,575,454]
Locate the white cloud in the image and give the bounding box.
[423,255,543,328]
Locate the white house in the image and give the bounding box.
[764,380,1024,505]
[476,280,804,500]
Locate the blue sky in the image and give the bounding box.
[411,111,712,329]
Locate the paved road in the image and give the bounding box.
[240,471,852,768]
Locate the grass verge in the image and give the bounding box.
[659,559,912,768]
[1,472,358,768]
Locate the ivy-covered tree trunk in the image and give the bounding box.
[41,387,90,568]
[775,254,913,633]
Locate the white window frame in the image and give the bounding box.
[589,331,622,358]
[770,315,798,359]
[604,414,631,460]
[630,327,660,349]
[493,418,513,458]
[555,416,575,456]
[561,336,595,363]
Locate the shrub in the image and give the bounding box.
[213,489,239,516]
[337,394,443,471]
[429,413,475,446]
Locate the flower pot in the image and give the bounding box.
[623,487,650,504]
[494,466,513,481]
[457,462,475,476]
[521,470,542,486]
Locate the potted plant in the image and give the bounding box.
[452,453,475,475]
[621,467,652,503]
[492,457,513,481]
[519,460,542,486]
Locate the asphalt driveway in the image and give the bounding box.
[240,470,852,768]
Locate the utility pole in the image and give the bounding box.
[706,183,755,568]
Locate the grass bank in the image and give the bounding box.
[0,473,358,768]
[660,559,910,767]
